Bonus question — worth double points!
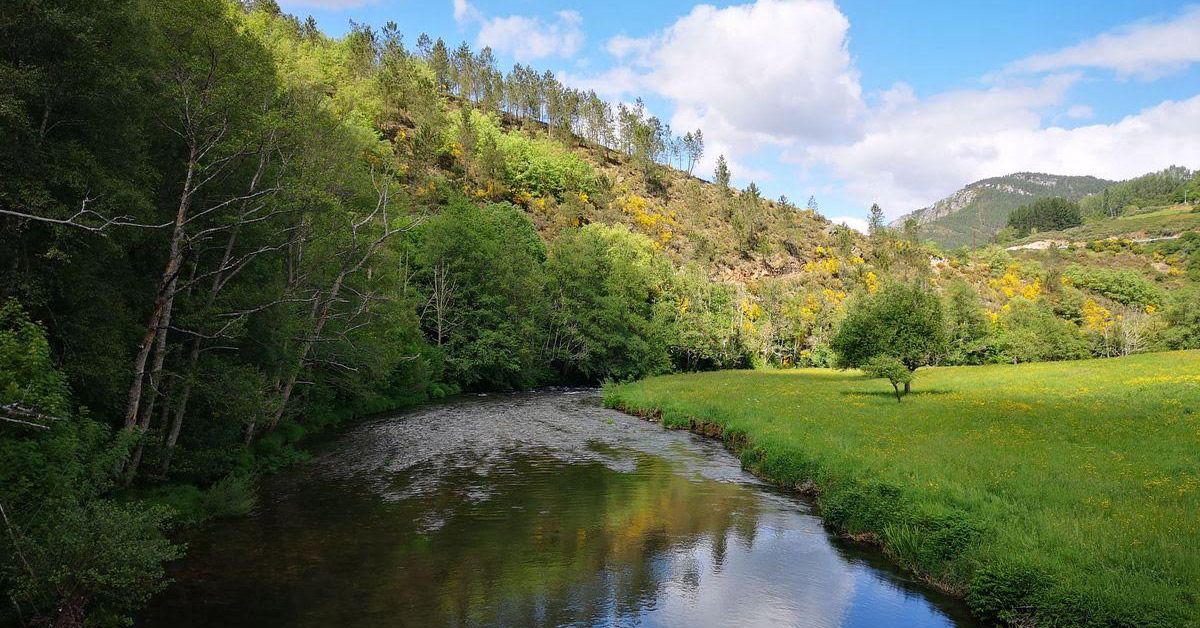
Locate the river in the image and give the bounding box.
[142,390,979,627]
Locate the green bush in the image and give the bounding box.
[1,301,181,625]
[200,473,257,519]
[450,110,597,200]
[1160,289,1200,349]
[498,133,597,199]
[994,297,1089,363]
[1063,265,1163,306]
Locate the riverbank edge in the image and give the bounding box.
[604,394,967,576]
[603,385,1030,627]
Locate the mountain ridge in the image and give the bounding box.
[891,172,1114,248]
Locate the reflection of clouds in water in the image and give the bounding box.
[641,516,856,628]
[298,390,965,628]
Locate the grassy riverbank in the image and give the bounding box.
[604,351,1200,626]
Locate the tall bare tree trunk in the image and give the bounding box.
[263,271,345,435]
[122,279,177,484]
[156,144,268,470]
[124,147,197,430]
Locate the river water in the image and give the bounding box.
[142,390,978,627]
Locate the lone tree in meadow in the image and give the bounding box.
[831,281,947,395]
[862,355,912,402]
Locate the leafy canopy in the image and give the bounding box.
[831,281,947,373]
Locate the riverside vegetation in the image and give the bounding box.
[605,353,1200,627]
[2,0,1200,626]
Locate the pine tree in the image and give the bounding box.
[868,203,885,236]
[715,154,731,192]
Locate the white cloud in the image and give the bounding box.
[605,34,651,60]
[476,10,584,62]
[1066,104,1094,120]
[452,0,480,24]
[278,0,375,8]
[814,78,1200,217]
[568,1,1200,219]
[830,216,868,234]
[580,0,863,179]
[451,0,584,62]
[1006,6,1200,79]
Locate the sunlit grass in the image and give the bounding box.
[605,351,1200,626]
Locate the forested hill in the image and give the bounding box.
[4,1,1200,625]
[891,172,1112,249]
[2,4,863,623]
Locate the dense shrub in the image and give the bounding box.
[546,224,673,381]
[1160,289,1200,349]
[993,297,1089,363]
[1,301,181,625]
[450,110,598,200]
[1063,265,1163,306]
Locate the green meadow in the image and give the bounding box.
[605,351,1200,627]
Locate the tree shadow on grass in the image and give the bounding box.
[841,389,952,399]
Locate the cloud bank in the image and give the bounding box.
[455,1,584,62]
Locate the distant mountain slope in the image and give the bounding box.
[891,172,1114,249]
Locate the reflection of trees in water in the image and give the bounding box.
[375,452,764,627]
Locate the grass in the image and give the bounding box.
[604,351,1200,626]
[1012,204,1200,244]
[1116,205,1195,221]
[133,472,258,526]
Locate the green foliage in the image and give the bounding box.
[1160,289,1200,349]
[1063,264,1163,306]
[414,200,548,389]
[943,280,993,364]
[0,301,70,416]
[832,281,947,375]
[1079,165,1193,217]
[993,297,1088,363]
[133,472,257,527]
[1005,197,1082,236]
[608,352,1200,627]
[451,110,597,200]
[546,224,673,381]
[862,355,912,401]
[496,132,597,200]
[9,499,181,626]
[664,265,746,370]
[1,301,181,626]
[1156,230,1200,281]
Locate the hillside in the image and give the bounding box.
[1007,203,1200,248]
[891,172,1112,249]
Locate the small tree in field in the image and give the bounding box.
[831,281,947,394]
[863,355,912,402]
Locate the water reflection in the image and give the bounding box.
[142,391,976,627]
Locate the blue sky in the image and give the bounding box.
[280,0,1200,229]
